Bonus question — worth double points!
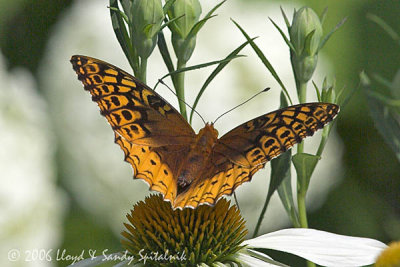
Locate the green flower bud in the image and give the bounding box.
[321,79,337,103]
[290,7,322,56]
[131,0,164,59]
[168,0,202,63]
[289,7,323,83]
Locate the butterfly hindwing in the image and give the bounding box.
[174,162,264,208]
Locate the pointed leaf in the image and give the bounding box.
[269,18,296,53]
[277,166,299,228]
[189,38,255,123]
[155,56,243,89]
[120,0,131,16]
[302,29,315,55]
[280,6,291,29]
[363,74,400,161]
[186,0,226,41]
[320,7,328,25]
[312,80,322,102]
[163,0,176,15]
[186,15,216,41]
[232,19,293,105]
[367,13,400,46]
[156,31,176,88]
[160,14,184,32]
[109,0,138,73]
[292,153,320,192]
[319,17,347,51]
[204,0,227,21]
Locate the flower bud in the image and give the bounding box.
[168,0,202,63]
[289,7,323,83]
[131,0,164,59]
[321,79,337,103]
[290,7,322,56]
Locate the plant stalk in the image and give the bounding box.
[176,59,188,120]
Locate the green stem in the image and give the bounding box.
[296,80,316,267]
[316,125,330,157]
[139,57,147,84]
[297,191,308,228]
[176,59,188,121]
[297,81,308,153]
[297,171,315,267]
[298,81,307,104]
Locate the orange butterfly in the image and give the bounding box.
[71,55,339,209]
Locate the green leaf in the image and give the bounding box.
[156,31,176,89]
[320,7,328,25]
[120,0,131,16]
[318,17,347,51]
[269,18,296,53]
[155,56,243,89]
[186,14,216,41]
[367,13,400,46]
[292,153,320,193]
[373,70,400,100]
[302,29,316,55]
[232,19,293,105]
[270,151,292,209]
[160,14,184,32]
[189,39,254,123]
[186,0,226,41]
[364,73,400,161]
[312,80,322,102]
[109,0,138,73]
[280,6,291,29]
[277,162,300,228]
[253,151,293,238]
[163,0,176,15]
[203,0,226,22]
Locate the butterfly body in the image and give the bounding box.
[71,55,339,209]
[177,123,218,193]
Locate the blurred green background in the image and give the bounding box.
[1,0,399,266]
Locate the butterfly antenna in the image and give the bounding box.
[158,79,206,124]
[213,87,270,124]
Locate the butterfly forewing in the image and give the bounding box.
[70,55,195,147]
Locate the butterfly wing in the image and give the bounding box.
[172,103,339,208]
[214,103,339,167]
[70,55,195,146]
[70,55,196,202]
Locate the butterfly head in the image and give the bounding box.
[198,123,219,142]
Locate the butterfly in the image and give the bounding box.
[71,55,339,209]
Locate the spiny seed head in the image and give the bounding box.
[121,194,247,266]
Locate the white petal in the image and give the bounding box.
[236,252,281,267]
[244,228,387,267]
